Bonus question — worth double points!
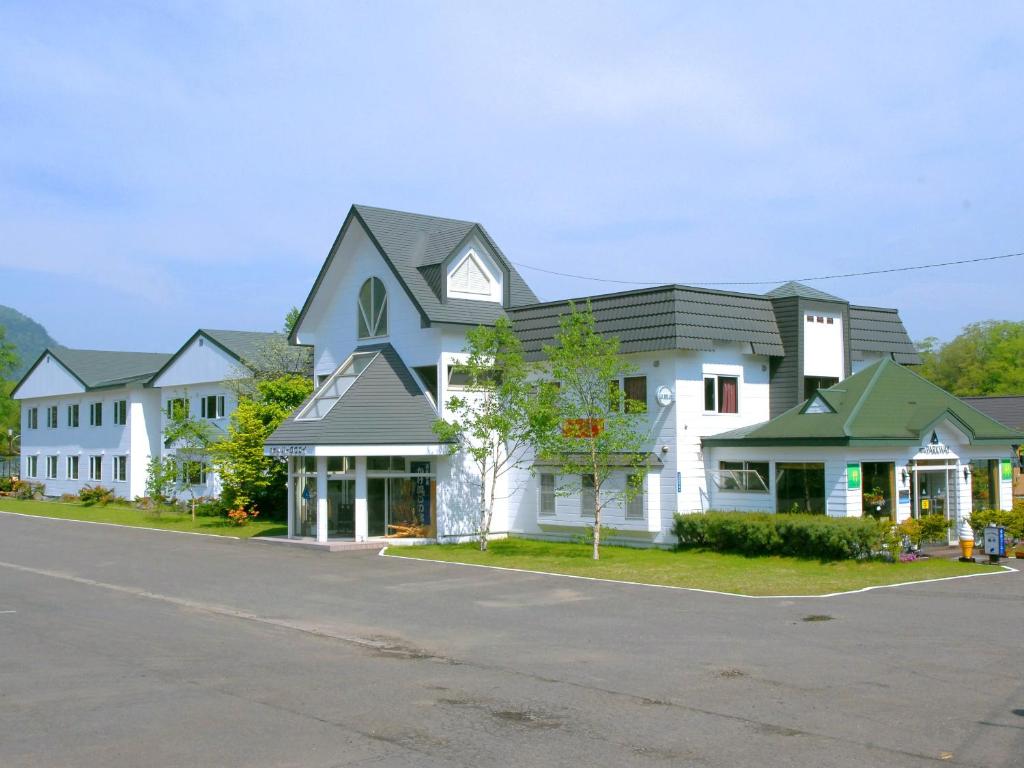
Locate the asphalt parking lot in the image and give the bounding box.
[0,511,1021,767]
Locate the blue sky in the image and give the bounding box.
[1,1,1021,353]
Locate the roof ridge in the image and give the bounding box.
[353,203,475,227]
[841,359,889,435]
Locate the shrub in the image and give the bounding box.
[13,480,44,499]
[970,505,1024,543]
[193,497,229,518]
[673,511,887,560]
[60,493,80,503]
[917,514,952,543]
[227,505,259,526]
[79,485,115,506]
[0,476,14,493]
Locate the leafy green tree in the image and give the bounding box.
[145,456,178,503]
[284,306,301,335]
[210,374,312,517]
[917,321,1024,395]
[162,398,214,521]
[0,327,20,443]
[433,317,551,551]
[535,302,647,560]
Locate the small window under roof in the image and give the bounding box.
[296,352,377,421]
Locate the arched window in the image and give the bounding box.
[357,277,388,339]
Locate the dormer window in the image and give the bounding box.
[357,277,388,339]
[446,247,502,302]
[450,252,491,295]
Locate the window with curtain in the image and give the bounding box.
[357,277,388,339]
[704,375,739,413]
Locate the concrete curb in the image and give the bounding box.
[379,548,1019,600]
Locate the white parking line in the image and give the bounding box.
[380,548,1019,599]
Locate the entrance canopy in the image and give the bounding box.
[266,343,449,456]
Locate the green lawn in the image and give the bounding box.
[0,498,286,538]
[387,538,999,596]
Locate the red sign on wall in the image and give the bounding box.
[562,418,604,438]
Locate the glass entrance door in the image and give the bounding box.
[915,469,957,544]
[327,479,355,538]
[368,478,387,537]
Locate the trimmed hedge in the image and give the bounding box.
[673,511,885,560]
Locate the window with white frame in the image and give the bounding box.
[166,398,189,419]
[200,395,225,420]
[46,405,58,428]
[539,474,555,516]
[45,455,58,479]
[26,455,37,478]
[67,455,79,480]
[581,474,596,517]
[703,375,739,414]
[113,456,127,482]
[67,404,79,428]
[113,400,127,426]
[626,474,645,519]
[89,456,102,481]
[26,407,38,430]
[89,401,103,426]
[357,277,388,339]
[715,461,770,492]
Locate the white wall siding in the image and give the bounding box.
[296,220,445,378]
[803,311,844,378]
[14,355,85,399]
[19,387,160,499]
[674,345,772,516]
[151,336,245,388]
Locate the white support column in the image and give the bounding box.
[316,456,328,543]
[286,457,294,539]
[355,456,368,541]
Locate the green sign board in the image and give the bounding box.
[1002,459,1013,482]
[847,463,861,491]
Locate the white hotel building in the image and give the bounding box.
[14,330,293,501]
[266,205,1021,546]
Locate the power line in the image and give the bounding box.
[510,251,1024,287]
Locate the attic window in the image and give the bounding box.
[804,396,834,414]
[357,278,388,339]
[296,352,376,421]
[450,253,490,295]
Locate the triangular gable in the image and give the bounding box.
[12,349,87,399]
[801,394,835,414]
[150,330,250,388]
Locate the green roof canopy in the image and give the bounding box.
[703,359,1024,447]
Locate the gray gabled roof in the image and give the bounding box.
[266,343,444,447]
[200,329,288,365]
[848,306,921,364]
[148,328,312,386]
[509,285,786,359]
[959,395,1024,430]
[764,281,844,301]
[14,346,171,396]
[291,205,539,341]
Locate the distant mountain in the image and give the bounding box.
[0,305,57,380]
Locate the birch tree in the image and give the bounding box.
[537,302,647,560]
[433,317,550,551]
